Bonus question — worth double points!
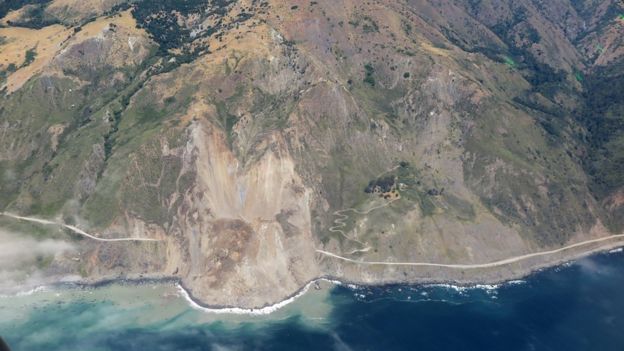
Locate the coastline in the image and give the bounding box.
[319,238,624,288]
[4,245,624,351]
[2,240,624,315]
[176,278,343,315]
[176,239,624,315]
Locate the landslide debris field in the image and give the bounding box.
[1,0,623,308]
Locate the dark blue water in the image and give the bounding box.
[3,250,624,350]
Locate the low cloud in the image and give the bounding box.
[0,230,74,293]
[0,232,73,268]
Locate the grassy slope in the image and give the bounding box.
[0,0,622,254]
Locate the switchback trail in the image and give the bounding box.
[1,212,161,242]
[329,164,401,247]
[328,199,399,247]
[317,233,624,268]
[322,163,624,269]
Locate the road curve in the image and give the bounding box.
[317,233,624,269]
[1,212,161,242]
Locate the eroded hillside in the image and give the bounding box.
[1,0,623,307]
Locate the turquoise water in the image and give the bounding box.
[2,249,624,350]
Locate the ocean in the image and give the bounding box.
[2,249,624,350]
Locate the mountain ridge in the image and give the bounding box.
[1,0,623,308]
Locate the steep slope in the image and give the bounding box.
[0,0,623,308]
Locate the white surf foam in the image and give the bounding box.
[505,279,526,286]
[177,278,338,315]
[474,284,500,290]
[426,283,468,292]
[0,285,47,298]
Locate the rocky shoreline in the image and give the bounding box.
[178,239,624,313]
[59,241,624,313]
[3,240,623,314]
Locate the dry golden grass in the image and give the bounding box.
[46,0,125,23]
[178,99,216,128]
[73,9,141,40]
[0,6,29,25]
[0,25,72,92]
[48,0,115,14]
[206,23,274,60]
[420,41,452,58]
[0,10,144,93]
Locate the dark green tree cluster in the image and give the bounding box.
[364,176,395,193]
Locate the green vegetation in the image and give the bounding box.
[3,2,59,29]
[0,0,622,258]
[23,47,37,67]
[579,62,624,230]
[0,217,65,240]
[0,24,163,217]
[462,96,597,245]
[214,99,239,148]
[364,176,395,193]
[401,19,412,35]
[132,0,210,52]
[361,16,379,33]
[131,0,239,61]
[363,63,375,86]
[0,47,37,82]
[119,137,185,225]
[348,15,378,33]
[504,56,516,68]
[0,0,52,22]
[456,6,567,94]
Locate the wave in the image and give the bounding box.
[176,278,341,316]
[0,285,47,298]
[506,279,526,285]
[425,283,469,292]
[175,277,535,315]
[422,279,525,293]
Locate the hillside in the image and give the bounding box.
[1,0,623,308]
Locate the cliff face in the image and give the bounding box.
[1,0,623,307]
